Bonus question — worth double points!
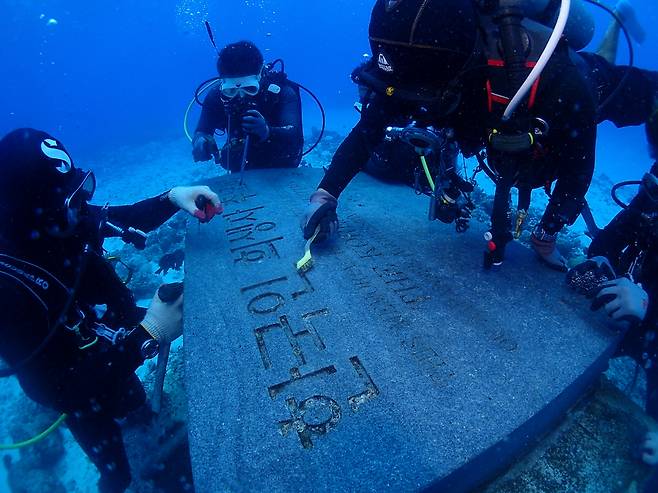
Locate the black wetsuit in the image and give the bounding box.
[319,45,657,253]
[577,53,658,128]
[196,78,304,172]
[0,193,179,493]
[588,163,658,420]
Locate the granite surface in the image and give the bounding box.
[184,168,619,492]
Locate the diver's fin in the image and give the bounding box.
[615,0,646,45]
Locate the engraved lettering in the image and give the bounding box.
[255,313,328,370]
[232,237,283,263]
[278,395,342,449]
[268,365,337,399]
[241,276,288,294]
[227,222,278,243]
[347,357,380,412]
[230,237,284,253]
[221,192,257,206]
[248,292,285,315]
[224,206,265,223]
[291,270,315,300]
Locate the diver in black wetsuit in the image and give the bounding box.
[568,117,658,492]
[0,128,223,493]
[301,0,658,269]
[193,41,304,172]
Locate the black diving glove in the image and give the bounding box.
[155,249,185,276]
[192,132,219,162]
[301,189,339,243]
[242,110,270,142]
[567,256,616,296]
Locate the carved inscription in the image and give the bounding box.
[339,218,457,387]
[268,365,337,400]
[220,190,257,207]
[254,311,328,370]
[222,193,380,450]
[278,395,342,449]
[341,223,430,306]
[347,356,380,412]
[224,206,283,264]
[275,356,380,448]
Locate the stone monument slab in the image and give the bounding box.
[184,168,618,492]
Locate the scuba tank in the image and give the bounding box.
[498,0,594,51]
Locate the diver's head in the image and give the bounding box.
[0,128,96,244]
[217,41,265,101]
[365,0,479,115]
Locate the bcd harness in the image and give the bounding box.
[480,10,558,240]
[0,253,134,373]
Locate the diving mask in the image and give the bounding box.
[219,74,262,99]
[64,170,96,211]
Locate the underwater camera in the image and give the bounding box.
[385,124,474,232]
[224,98,259,137]
[428,173,475,233]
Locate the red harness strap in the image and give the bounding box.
[486,59,541,113]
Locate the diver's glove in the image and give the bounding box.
[141,287,184,344]
[591,276,649,323]
[192,132,219,162]
[566,256,616,295]
[530,226,568,272]
[301,189,338,243]
[242,110,270,142]
[168,186,223,223]
[155,249,185,276]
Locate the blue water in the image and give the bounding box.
[2,0,656,181]
[1,0,373,159]
[1,1,658,491]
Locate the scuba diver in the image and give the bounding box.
[301,0,658,268]
[192,40,304,172]
[353,62,476,232]
[567,116,658,492]
[0,128,223,493]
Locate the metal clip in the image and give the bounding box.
[513,209,528,239]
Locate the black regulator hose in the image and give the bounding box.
[0,246,90,378]
[194,77,221,106]
[611,180,642,209]
[292,81,326,157]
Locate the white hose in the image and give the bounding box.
[502,0,571,121]
[183,79,221,142]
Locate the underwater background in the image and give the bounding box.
[2,0,658,181]
[1,0,658,492]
